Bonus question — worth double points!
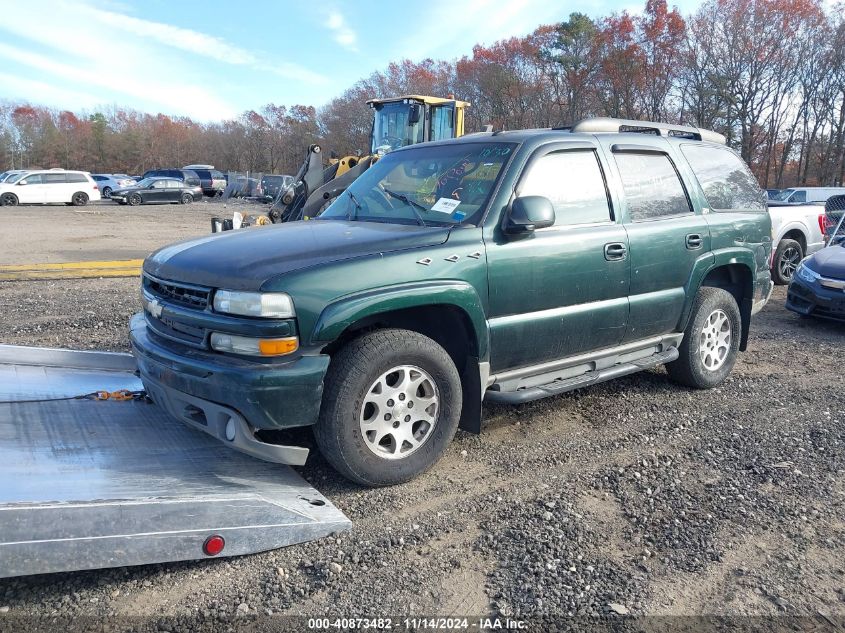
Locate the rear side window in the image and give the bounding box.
[43,173,67,184]
[66,173,88,183]
[614,152,691,221]
[518,150,612,225]
[681,145,765,211]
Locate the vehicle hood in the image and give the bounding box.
[144,220,451,290]
[808,244,845,280]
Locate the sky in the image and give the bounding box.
[0,0,709,121]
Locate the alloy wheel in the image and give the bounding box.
[699,309,731,371]
[358,364,439,460]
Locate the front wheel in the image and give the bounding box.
[128,193,142,206]
[0,192,18,206]
[71,192,88,206]
[772,238,803,285]
[667,287,741,389]
[313,329,462,486]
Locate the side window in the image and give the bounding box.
[680,144,766,211]
[614,152,691,221]
[152,180,167,189]
[517,150,612,226]
[65,173,88,183]
[168,180,182,188]
[43,173,67,184]
[20,174,43,185]
[430,105,454,142]
[790,191,806,203]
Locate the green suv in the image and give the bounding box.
[131,118,773,486]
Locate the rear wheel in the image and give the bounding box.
[102,186,112,199]
[314,329,462,486]
[128,193,142,206]
[667,287,741,389]
[772,238,802,285]
[0,192,18,206]
[180,193,193,205]
[71,192,88,206]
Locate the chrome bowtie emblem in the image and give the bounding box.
[146,298,163,319]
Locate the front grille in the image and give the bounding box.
[144,275,210,310]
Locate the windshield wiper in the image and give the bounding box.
[345,190,362,221]
[382,188,428,226]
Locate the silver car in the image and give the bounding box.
[92,174,137,198]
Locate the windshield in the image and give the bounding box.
[772,189,795,201]
[5,172,27,184]
[371,102,424,154]
[320,142,516,226]
[133,177,156,188]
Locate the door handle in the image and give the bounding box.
[686,233,703,250]
[604,242,627,261]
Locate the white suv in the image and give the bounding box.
[0,170,101,207]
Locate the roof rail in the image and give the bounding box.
[571,117,726,145]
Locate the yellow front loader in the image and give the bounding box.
[269,95,469,223]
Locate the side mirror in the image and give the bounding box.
[408,103,422,125]
[505,196,555,234]
[17,180,26,186]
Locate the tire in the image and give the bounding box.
[313,329,462,486]
[772,238,803,285]
[667,287,741,389]
[102,186,112,199]
[71,192,88,206]
[0,192,18,206]
[180,193,193,205]
[128,193,142,206]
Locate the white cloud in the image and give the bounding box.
[0,72,102,111]
[78,6,259,65]
[325,10,359,51]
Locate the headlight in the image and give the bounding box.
[796,261,820,284]
[213,290,294,318]
[210,332,299,356]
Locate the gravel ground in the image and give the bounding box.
[1,207,844,631]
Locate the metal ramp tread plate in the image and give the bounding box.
[0,344,351,578]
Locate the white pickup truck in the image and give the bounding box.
[768,203,827,284]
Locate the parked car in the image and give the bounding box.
[141,169,201,188]
[260,174,294,202]
[769,186,845,206]
[766,188,783,200]
[768,203,827,284]
[91,174,137,198]
[0,170,100,206]
[132,118,773,486]
[183,165,226,197]
[786,240,845,321]
[109,177,202,206]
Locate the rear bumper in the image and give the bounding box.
[786,276,845,321]
[130,313,330,462]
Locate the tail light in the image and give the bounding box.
[819,214,829,234]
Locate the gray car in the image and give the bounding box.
[92,174,137,198]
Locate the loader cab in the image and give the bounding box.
[368,95,468,155]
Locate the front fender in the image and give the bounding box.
[310,280,489,360]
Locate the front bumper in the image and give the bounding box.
[786,275,845,321]
[130,313,330,464]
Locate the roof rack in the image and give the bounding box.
[571,117,726,145]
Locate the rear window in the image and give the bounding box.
[194,170,212,180]
[614,152,692,221]
[681,144,765,211]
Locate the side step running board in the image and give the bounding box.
[485,347,679,405]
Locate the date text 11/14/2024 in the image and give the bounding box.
[307,617,528,630]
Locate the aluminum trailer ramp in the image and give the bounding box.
[0,344,351,578]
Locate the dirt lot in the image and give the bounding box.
[1,203,844,631]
